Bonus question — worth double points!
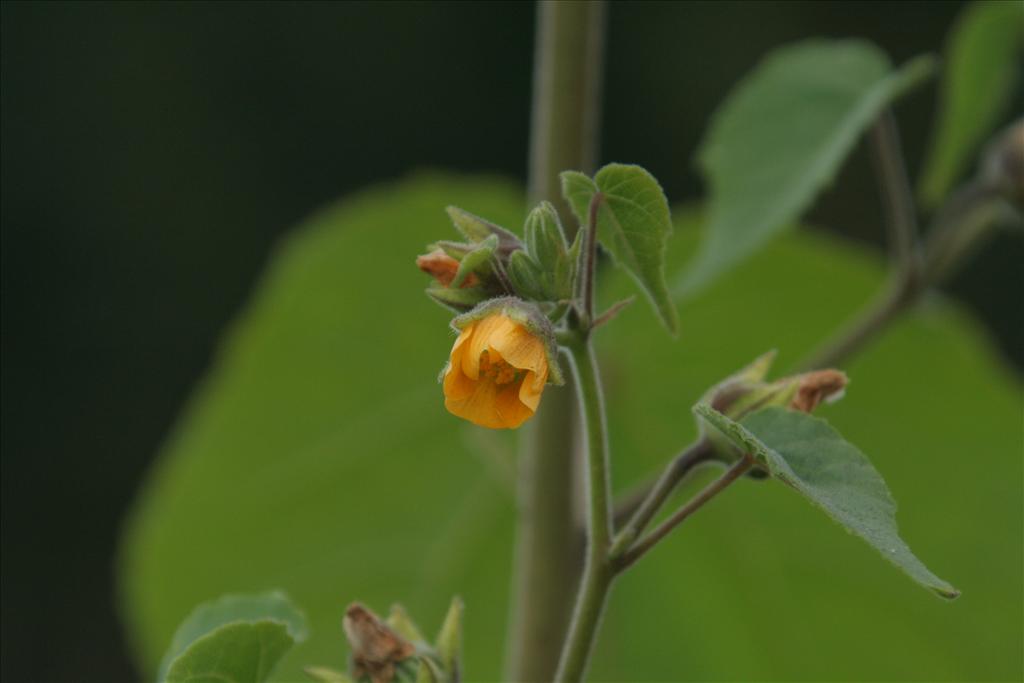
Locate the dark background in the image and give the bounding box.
[2,2,1020,681]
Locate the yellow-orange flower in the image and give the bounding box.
[443,313,549,429]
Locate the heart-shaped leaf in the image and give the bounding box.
[562,164,678,334]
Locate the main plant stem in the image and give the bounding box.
[555,336,613,683]
[506,2,607,681]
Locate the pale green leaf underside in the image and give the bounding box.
[678,40,934,296]
[165,621,295,683]
[918,1,1024,206]
[695,403,959,599]
[157,592,307,682]
[562,165,678,333]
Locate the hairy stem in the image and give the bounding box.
[869,110,921,280]
[610,440,714,556]
[555,336,613,683]
[505,2,607,681]
[799,112,1012,372]
[617,457,754,571]
[580,192,604,325]
[796,279,915,372]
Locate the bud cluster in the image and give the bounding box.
[700,351,848,463]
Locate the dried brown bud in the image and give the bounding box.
[416,250,478,288]
[790,369,848,413]
[343,603,415,683]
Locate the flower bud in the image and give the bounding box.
[789,369,848,412]
[418,234,507,313]
[521,201,578,301]
[505,250,546,301]
[416,250,478,288]
[343,603,415,683]
[446,205,523,257]
[700,351,848,463]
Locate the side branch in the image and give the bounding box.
[869,110,921,280]
[616,456,754,572]
[610,440,714,557]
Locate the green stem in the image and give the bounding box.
[617,456,753,571]
[505,2,607,681]
[796,278,914,372]
[869,110,921,280]
[528,1,606,212]
[555,335,613,683]
[798,111,922,372]
[798,113,1011,372]
[610,440,713,558]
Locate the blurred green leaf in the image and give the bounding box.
[696,404,959,599]
[158,592,307,682]
[919,1,1024,206]
[677,40,934,296]
[562,165,678,333]
[120,175,1022,682]
[165,621,295,683]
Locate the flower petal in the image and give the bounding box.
[452,323,480,380]
[495,381,535,428]
[464,315,513,374]
[442,359,475,401]
[518,368,547,412]
[485,317,548,375]
[445,379,505,429]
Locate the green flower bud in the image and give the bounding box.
[699,351,848,463]
[522,201,577,301]
[505,250,546,301]
[446,206,523,257]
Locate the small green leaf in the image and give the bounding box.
[165,621,295,683]
[304,666,354,683]
[677,40,935,296]
[434,596,463,678]
[158,591,307,682]
[387,604,428,646]
[695,403,959,599]
[445,206,522,256]
[561,165,678,334]
[425,283,489,312]
[919,1,1024,206]
[450,234,497,288]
